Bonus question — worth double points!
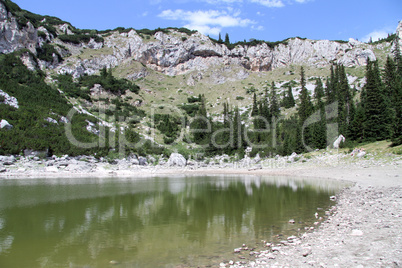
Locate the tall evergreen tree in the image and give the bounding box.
[337,65,354,136]
[251,93,259,116]
[387,44,402,145]
[349,104,366,142]
[191,94,209,143]
[218,33,223,43]
[224,33,230,46]
[312,78,327,149]
[393,37,402,77]
[283,85,295,108]
[297,67,314,150]
[313,77,324,102]
[363,61,393,141]
[297,67,313,123]
[270,81,280,119]
[232,107,243,151]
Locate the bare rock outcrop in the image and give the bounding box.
[0,1,38,54]
[56,28,380,79]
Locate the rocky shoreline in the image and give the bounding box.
[1,152,402,267]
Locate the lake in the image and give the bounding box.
[0,175,345,267]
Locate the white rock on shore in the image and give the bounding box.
[168,153,187,167]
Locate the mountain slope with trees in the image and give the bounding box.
[0,0,401,160]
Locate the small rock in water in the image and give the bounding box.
[234,248,242,253]
[288,219,295,224]
[109,260,119,265]
[330,196,337,201]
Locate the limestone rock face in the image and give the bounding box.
[0,0,398,83]
[397,21,402,40]
[0,89,19,109]
[56,28,381,79]
[0,2,38,54]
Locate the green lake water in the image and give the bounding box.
[0,175,345,267]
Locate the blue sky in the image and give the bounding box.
[12,0,402,43]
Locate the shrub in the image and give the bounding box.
[36,44,63,63]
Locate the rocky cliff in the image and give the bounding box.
[0,1,37,53]
[58,30,379,78]
[1,0,400,81]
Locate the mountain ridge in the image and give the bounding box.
[1,0,400,81]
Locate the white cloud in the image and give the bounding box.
[249,0,285,7]
[252,25,265,31]
[199,0,310,8]
[158,9,256,36]
[361,28,393,43]
[202,0,243,4]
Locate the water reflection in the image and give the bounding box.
[0,176,346,267]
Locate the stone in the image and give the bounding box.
[302,248,312,257]
[333,135,345,149]
[168,153,187,167]
[288,219,295,224]
[0,119,13,130]
[148,156,156,164]
[45,117,58,124]
[288,152,298,162]
[0,155,16,165]
[138,156,148,166]
[350,229,364,236]
[0,89,19,109]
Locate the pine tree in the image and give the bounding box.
[297,67,314,150]
[218,33,223,43]
[363,61,393,141]
[312,78,327,149]
[337,65,353,136]
[251,93,258,116]
[313,77,324,102]
[262,87,271,123]
[297,67,313,123]
[287,85,295,108]
[270,81,280,119]
[224,33,230,46]
[232,107,243,151]
[393,36,402,77]
[295,122,304,154]
[191,94,209,143]
[387,44,402,145]
[349,104,366,142]
[325,65,337,104]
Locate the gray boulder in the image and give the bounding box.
[168,153,187,167]
[138,157,148,166]
[0,155,16,165]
